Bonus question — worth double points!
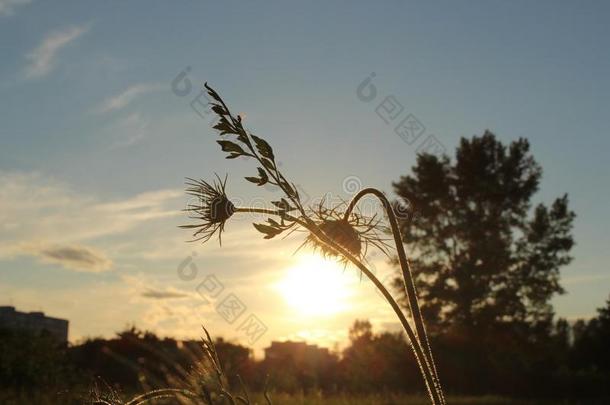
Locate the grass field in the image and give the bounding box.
[250,393,601,405]
[1,391,605,405]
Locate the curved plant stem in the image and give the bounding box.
[125,388,198,405]
[343,188,445,404]
[236,207,287,217]
[263,374,273,405]
[235,206,441,405]
[310,226,442,405]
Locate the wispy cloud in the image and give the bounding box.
[0,0,31,17]
[96,83,164,114]
[0,171,182,264]
[141,288,189,300]
[108,113,149,148]
[23,242,113,273]
[24,25,89,79]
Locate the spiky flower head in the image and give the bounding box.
[182,174,235,245]
[317,218,362,257]
[303,200,390,263]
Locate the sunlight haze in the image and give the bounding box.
[1,0,609,357]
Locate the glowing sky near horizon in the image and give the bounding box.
[1,0,609,353]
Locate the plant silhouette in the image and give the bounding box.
[181,84,446,404]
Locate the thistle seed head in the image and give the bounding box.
[302,199,391,263]
[182,174,235,245]
[317,219,362,257]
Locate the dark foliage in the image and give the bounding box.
[570,297,610,373]
[0,327,74,389]
[1,311,610,400]
[392,131,575,332]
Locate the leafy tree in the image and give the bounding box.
[392,131,575,332]
[213,337,254,388]
[69,326,189,389]
[348,319,374,343]
[0,328,74,389]
[340,320,419,393]
[571,296,610,372]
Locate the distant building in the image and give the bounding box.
[264,340,334,367]
[263,341,338,391]
[0,306,68,343]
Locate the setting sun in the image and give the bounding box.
[276,255,355,317]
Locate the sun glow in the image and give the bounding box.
[276,255,355,317]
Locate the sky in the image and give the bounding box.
[1,0,609,354]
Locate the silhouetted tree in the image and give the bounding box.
[571,296,610,373]
[0,327,74,389]
[340,320,419,394]
[69,326,189,390]
[393,131,575,334]
[212,337,254,388]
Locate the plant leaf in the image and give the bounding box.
[253,223,282,239]
[217,140,245,155]
[272,198,293,211]
[244,167,268,185]
[251,134,275,160]
[267,218,281,227]
[211,104,227,115]
[261,158,275,171]
[213,117,235,135]
[278,179,296,199]
[257,167,268,182]
[204,82,223,104]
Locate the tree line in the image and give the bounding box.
[1,304,609,399]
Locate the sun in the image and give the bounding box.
[275,255,355,317]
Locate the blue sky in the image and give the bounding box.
[1,0,609,351]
